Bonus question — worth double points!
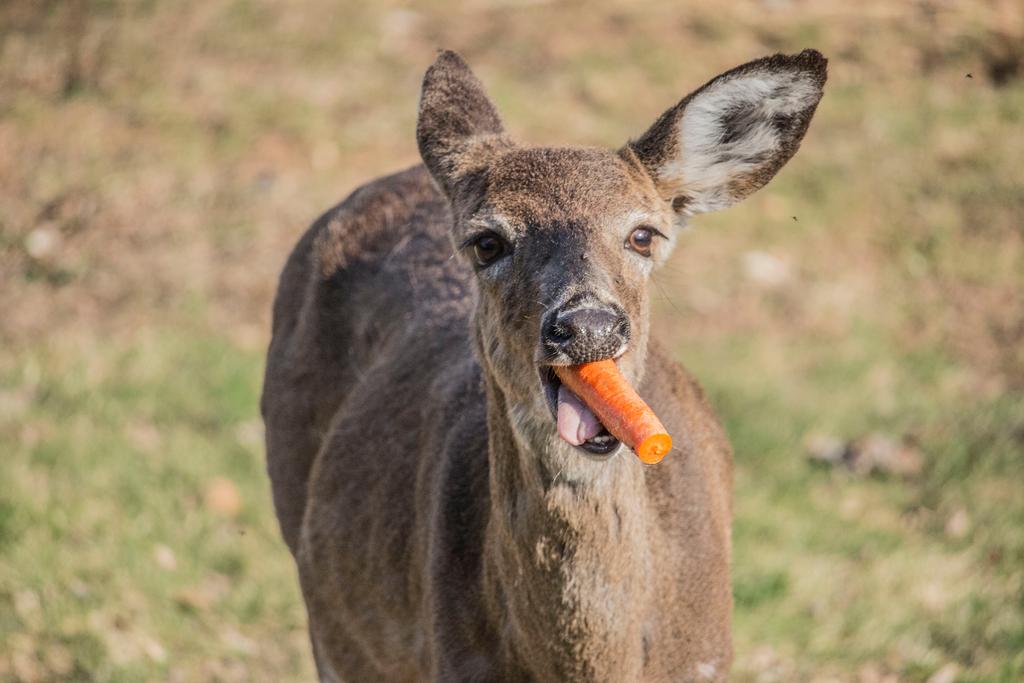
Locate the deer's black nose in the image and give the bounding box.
[543,302,630,364]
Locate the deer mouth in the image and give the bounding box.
[540,367,621,456]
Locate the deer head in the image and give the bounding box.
[417,50,826,459]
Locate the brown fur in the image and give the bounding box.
[262,50,825,682]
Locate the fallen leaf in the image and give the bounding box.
[175,573,231,612]
[945,508,970,540]
[24,225,61,260]
[926,663,960,683]
[44,643,74,676]
[13,589,42,628]
[742,250,791,288]
[806,432,924,478]
[848,433,924,477]
[153,544,177,571]
[205,477,241,517]
[805,433,845,465]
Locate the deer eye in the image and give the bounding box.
[471,232,507,267]
[626,226,656,257]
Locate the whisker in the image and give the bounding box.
[652,274,683,315]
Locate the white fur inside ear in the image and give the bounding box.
[661,69,820,214]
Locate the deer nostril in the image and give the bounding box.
[615,315,631,337]
[547,319,574,343]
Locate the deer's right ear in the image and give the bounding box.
[417,51,510,203]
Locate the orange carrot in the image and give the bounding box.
[554,359,672,464]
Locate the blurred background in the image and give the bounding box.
[1,1,1022,681]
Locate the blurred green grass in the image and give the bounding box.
[2,0,1023,681]
[0,330,312,682]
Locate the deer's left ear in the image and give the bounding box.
[627,49,827,218]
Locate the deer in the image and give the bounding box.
[261,48,826,682]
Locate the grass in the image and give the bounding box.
[2,0,1023,680]
[1,330,313,682]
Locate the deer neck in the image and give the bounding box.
[479,370,654,681]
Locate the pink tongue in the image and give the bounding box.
[557,385,604,446]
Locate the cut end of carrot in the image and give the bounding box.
[636,433,672,464]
